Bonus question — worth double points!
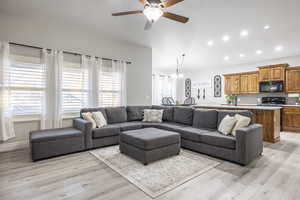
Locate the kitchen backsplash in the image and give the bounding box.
[237,93,298,105]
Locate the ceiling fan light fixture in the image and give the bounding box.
[143,5,163,22]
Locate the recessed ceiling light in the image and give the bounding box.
[240,30,249,37]
[256,50,263,55]
[222,35,230,42]
[240,54,245,58]
[207,40,214,46]
[224,56,230,61]
[275,45,283,51]
[264,25,270,30]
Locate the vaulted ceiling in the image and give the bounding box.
[1,0,300,71]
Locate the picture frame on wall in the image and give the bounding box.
[213,75,222,97]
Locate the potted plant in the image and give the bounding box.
[294,96,300,105]
[226,95,237,105]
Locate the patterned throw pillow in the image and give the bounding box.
[82,112,97,129]
[92,112,107,128]
[143,109,163,123]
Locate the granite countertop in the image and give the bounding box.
[194,104,282,110]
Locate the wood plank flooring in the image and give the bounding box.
[1,132,300,200]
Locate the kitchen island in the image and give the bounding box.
[193,105,282,143]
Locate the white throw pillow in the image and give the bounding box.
[92,112,107,128]
[143,109,163,123]
[82,112,96,129]
[231,114,251,136]
[218,115,237,135]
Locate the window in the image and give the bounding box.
[9,45,44,116]
[62,54,89,114]
[152,74,176,105]
[98,60,121,107]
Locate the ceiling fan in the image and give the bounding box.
[112,0,189,30]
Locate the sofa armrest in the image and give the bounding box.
[235,124,263,165]
[73,118,93,149]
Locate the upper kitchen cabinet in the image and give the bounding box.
[240,72,259,94]
[224,74,240,94]
[258,64,288,82]
[286,66,300,93]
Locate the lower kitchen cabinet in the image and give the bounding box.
[282,106,300,132]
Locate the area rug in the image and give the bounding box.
[90,146,221,198]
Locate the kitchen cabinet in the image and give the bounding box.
[224,74,240,94]
[258,64,288,82]
[282,106,300,132]
[286,66,300,93]
[225,72,258,94]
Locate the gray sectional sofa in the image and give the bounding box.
[72,106,263,165]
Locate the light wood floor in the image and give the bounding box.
[1,132,300,200]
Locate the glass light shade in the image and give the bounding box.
[143,6,163,22]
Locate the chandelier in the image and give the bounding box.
[171,54,185,79]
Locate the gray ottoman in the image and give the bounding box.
[119,128,181,165]
[30,128,85,161]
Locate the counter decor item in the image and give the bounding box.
[294,97,300,105]
[226,95,237,105]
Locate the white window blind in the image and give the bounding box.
[62,54,89,114]
[9,45,44,115]
[99,60,121,107]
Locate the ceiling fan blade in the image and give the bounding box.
[139,0,148,5]
[112,10,143,16]
[162,0,184,8]
[144,20,152,30]
[163,11,189,23]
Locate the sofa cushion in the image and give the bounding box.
[152,105,174,121]
[201,131,236,149]
[80,107,107,121]
[105,107,127,124]
[159,122,189,132]
[217,110,253,127]
[30,128,83,142]
[177,127,213,142]
[92,125,121,139]
[114,121,143,131]
[173,107,194,125]
[120,128,180,150]
[126,106,152,121]
[141,122,163,129]
[193,109,218,130]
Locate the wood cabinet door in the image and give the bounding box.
[282,107,300,132]
[224,76,231,94]
[231,75,240,94]
[240,74,248,93]
[248,73,259,93]
[286,68,300,93]
[271,67,285,80]
[259,68,271,81]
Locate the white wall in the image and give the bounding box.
[0,13,152,150]
[183,55,300,105]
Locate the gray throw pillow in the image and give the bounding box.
[152,105,174,121]
[173,107,194,125]
[193,109,218,130]
[105,107,127,124]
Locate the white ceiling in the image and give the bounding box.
[1,0,300,72]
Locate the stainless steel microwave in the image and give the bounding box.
[259,81,284,93]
